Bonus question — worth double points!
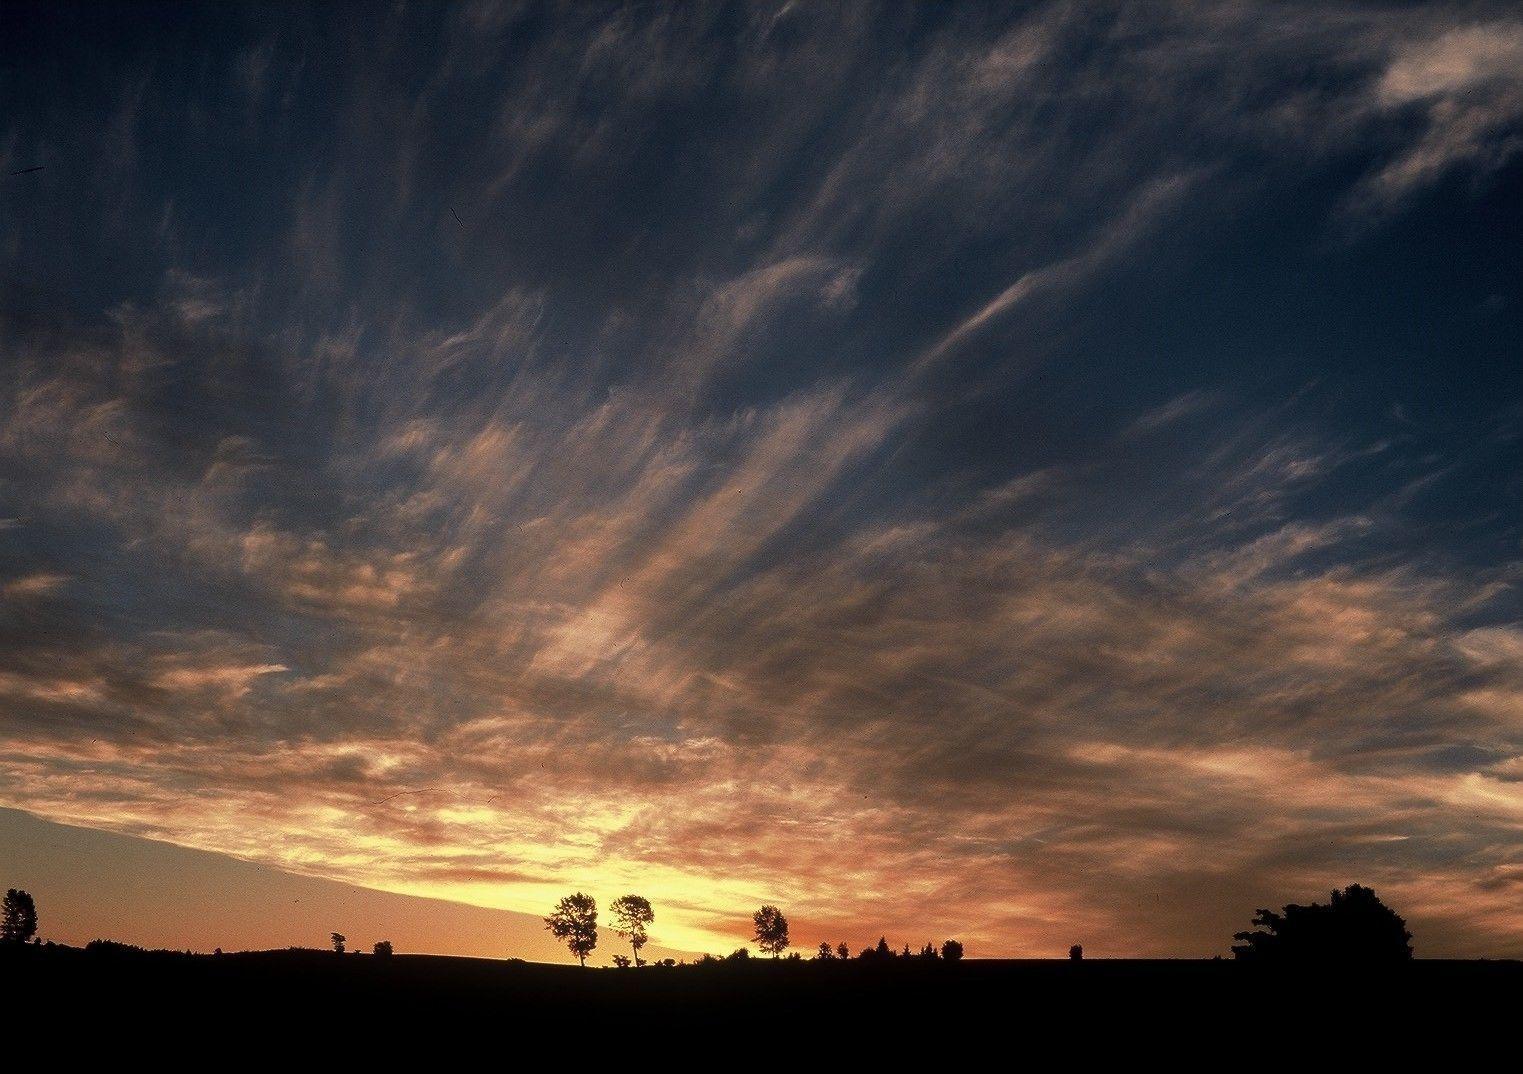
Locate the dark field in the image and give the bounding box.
[7,944,1519,1056]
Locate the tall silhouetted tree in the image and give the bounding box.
[609,894,655,967]
[836,942,850,960]
[1232,884,1413,962]
[330,932,346,954]
[816,942,834,960]
[940,939,963,962]
[752,905,789,958]
[545,892,599,966]
[1069,944,1083,961]
[2,889,37,945]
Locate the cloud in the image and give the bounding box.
[0,2,1518,959]
[1122,390,1224,439]
[1357,21,1523,209]
[2,573,70,600]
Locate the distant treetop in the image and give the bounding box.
[545,892,599,967]
[1232,884,1413,962]
[2,889,37,946]
[752,906,790,958]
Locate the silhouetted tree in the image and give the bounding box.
[725,947,751,962]
[373,940,393,957]
[1232,884,1413,962]
[816,942,834,960]
[612,954,632,968]
[1069,944,1083,961]
[836,942,850,960]
[330,932,346,955]
[918,942,939,960]
[609,894,655,967]
[545,892,599,967]
[752,905,790,958]
[2,889,37,945]
[940,939,964,962]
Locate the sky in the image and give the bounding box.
[0,1,1520,960]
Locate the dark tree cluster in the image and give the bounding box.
[540,892,970,968]
[1232,885,1412,962]
[810,936,965,962]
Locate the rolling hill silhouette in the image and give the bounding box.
[0,808,696,962]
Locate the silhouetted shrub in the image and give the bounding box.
[85,939,146,955]
[612,954,632,968]
[544,892,599,967]
[2,889,37,945]
[373,940,393,957]
[752,905,790,958]
[1232,884,1413,962]
[330,932,346,955]
[940,939,964,962]
[1070,944,1083,961]
[725,947,751,963]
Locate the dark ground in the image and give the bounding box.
[6,944,1519,1058]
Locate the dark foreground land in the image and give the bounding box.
[7,944,1520,1057]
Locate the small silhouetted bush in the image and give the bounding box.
[1070,944,1083,961]
[612,954,632,968]
[86,939,145,955]
[373,940,393,957]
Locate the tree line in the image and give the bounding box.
[543,892,967,967]
[3,883,1415,964]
